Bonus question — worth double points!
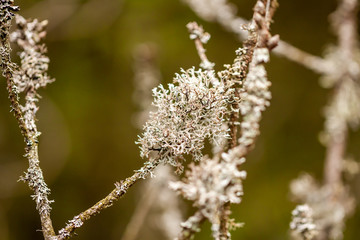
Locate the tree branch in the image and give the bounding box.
[217,1,279,238]
[0,2,56,239]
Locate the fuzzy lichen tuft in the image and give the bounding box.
[137,68,235,167]
[170,155,246,239]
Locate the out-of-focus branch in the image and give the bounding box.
[120,176,158,240]
[176,211,205,240]
[132,43,161,127]
[290,204,317,240]
[323,120,348,187]
[121,165,182,240]
[324,0,358,187]
[120,44,182,240]
[24,0,123,40]
[182,0,331,75]
[121,43,161,240]
[274,41,332,75]
[290,0,359,239]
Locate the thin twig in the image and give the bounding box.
[57,159,161,239]
[187,22,214,70]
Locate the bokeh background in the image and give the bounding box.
[0,0,359,239]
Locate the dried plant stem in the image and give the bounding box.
[58,160,160,239]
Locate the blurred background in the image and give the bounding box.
[0,0,359,239]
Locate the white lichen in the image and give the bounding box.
[169,155,246,238]
[290,204,317,240]
[137,68,235,167]
[290,174,355,240]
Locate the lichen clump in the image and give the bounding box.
[137,68,235,166]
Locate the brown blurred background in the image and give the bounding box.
[0,0,359,239]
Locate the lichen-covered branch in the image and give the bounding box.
[222,30,257,151]
[218,1,278,238]
[287,0,359,239]
[57,159,161,239]
[0,1,56,239]
[171,1,278,239]
[0,1,26,139]
[11,14,55,232]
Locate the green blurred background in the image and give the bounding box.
[0,0,359,239]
